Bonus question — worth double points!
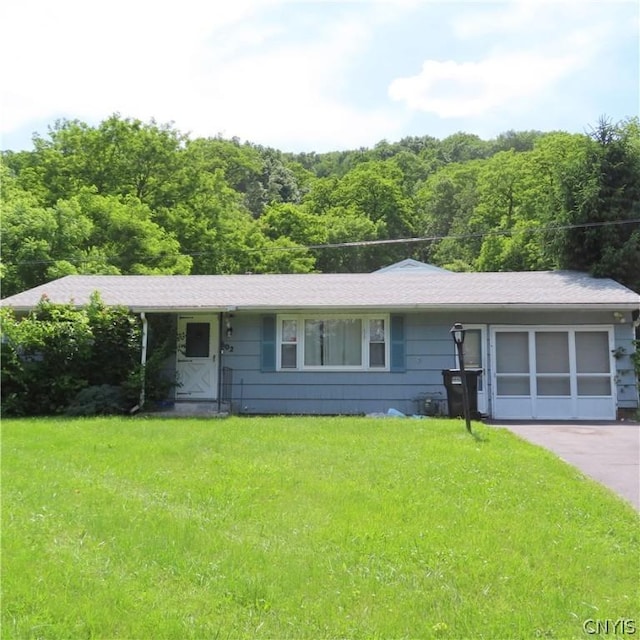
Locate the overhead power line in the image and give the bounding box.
[7,218,640,266]
[298,218,640,252]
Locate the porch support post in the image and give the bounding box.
[139,311,148,409]
[217,312,223,413]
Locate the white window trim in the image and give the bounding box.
[276,313,391,371]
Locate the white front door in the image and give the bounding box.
[176,315,219,400]
[457,326,488,416]
[463,325,488,413]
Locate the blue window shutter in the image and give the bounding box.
[390,315,405,372]
[261,315,276,372]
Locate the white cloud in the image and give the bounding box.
[188,11,404,149]
[1,0,634,151]
[0,0,280,132]
[388,0,618,120]
[1,0,409,150]
[387,50,583,118]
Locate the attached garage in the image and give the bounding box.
[492,327,616,420]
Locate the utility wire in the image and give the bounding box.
[300,218,640,252]
[7,217,640,266]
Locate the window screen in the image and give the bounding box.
[185,323,210,357]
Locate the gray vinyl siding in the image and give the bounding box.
[162,309,638,416]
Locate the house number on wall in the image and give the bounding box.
[222,343,234,353]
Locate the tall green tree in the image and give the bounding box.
[8,115,187,210]
[555,117,640,292]
[414,161,482,270]
[76,191,192,275]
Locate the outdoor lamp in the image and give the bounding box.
[449,322,472,434]
[226,315,233,339]
[450,322,466,346]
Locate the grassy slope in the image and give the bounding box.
[2,416,638,639]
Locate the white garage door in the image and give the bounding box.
[491,327,615,420]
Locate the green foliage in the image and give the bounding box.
[65,384,126,416]
[415,161,482,267]
[84,292,141,385]
[0,295,142,416]
[632,340,640,381]
[1,302,93,415]
[555,117,640,291]
[259,202,326,246]
[2,113,639,291]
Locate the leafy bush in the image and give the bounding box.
[65,384,126,416]
[116,313,176,410]
[632,339,640,380]
[1,294,142,416]
[1,300,93,415]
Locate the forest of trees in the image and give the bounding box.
[2,114,639,297]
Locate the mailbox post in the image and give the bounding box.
[450,322,472,434]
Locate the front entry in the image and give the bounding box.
[176,315,219,400]
[459,325,487,416]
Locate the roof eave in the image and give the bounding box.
[6,302,639,314]
[140,302,640,313]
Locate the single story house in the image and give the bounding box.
[2,260,639,420]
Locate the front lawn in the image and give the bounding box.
[2,416,638,639]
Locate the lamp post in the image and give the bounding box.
[450,322,472,434]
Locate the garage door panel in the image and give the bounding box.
[576,397,615,420]
[535,397,574,420]
[536,332,569,373]
[576,332,610,373]
[496,332,529,373]
[497,376,530,395]
[493,397,534,419]
[536,376,571,396]
[578,376,612,396]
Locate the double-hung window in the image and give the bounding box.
[277,315,389,370]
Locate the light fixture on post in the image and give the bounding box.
[450,322,472,434]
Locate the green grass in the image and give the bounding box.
[2,416,638,639]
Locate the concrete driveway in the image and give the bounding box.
[490,422,640,510]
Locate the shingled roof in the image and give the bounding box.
[2,271,639,313]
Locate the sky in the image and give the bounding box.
[1,0,638,153]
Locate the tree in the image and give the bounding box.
[20,115,187,209]
[4,114,638,286]
[183,137,265,216]
[438,132,492,164]
[491,129,545,154]
[555,117,640,292]
[313,206,384,273]
[414,161,482,269]
[259,203,326,247]
[334,162,408,227]
[77,191,192,275]
[0,165,105,295]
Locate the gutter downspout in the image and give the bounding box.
[217,311,224,413]
[131,312,149,413]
